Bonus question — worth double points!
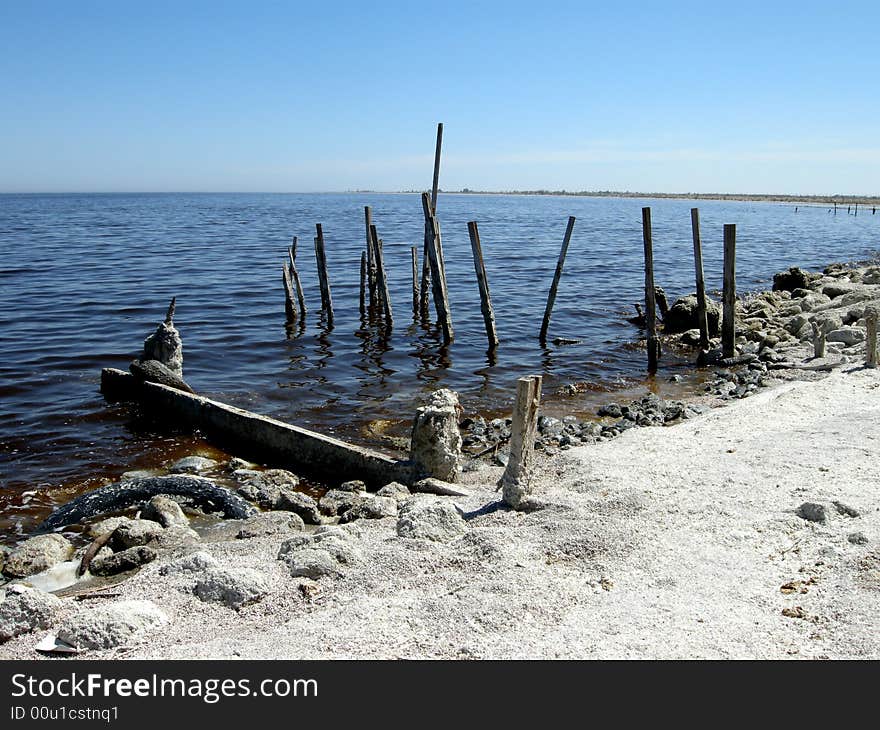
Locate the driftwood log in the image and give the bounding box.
[36,475,255,533]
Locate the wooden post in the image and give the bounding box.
[359,251,367,318]
[364,206,376,310]
[419,123,444,319]
[539,216,576,344]
[690,208,710,351]
[811,320,826,359]
[467,221,500,349]
[288,236,306,317]
[314,223,334,325]
[722,224,737,358]
[641,207,659,373]
[500,375,542,509]
[421,192,453,343]
[369,224,393,327]
[282,265,298,322]
[431,122,443,212]
[866,308,878,368]
[411,246,419,316]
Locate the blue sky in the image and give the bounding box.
[1,1,877,194]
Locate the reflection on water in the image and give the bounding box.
[1,192,878,537]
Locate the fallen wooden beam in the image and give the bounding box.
[100,369,412,487]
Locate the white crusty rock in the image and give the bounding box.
[0,585,64,641]
[3,534,75,578]
[412,477,471,497]
[170,456,217,475]
[236,511,305,539]
[409,388,463,483]
[141,495,189,528]
[87,516,136,539]
[396,498,467,543]
[339,496,398,523]
[376,482,412,502]
[193,567,269,610]
[57,600,168,651]
[159,551,218,576]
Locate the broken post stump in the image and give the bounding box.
[466,220,499,350]
[722,224,737,359]
[866,307,878,368]
[369,225,393,327]
[500,375,543,510]
[289,237,307,317]
[690,208,710,352]
[282,264,298,322]
[411,246,419,316]
[811,320,826,359]
[539,215,576,344]
[364,206,377,311]
[314,223,334,325]
[420,192,453,343]
[409,388,462,483]
[641,207,659,373]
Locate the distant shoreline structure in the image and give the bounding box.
[388,189,880,207]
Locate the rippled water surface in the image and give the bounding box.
[1,192,878,537]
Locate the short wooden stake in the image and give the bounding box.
[288,236,306,317]
[539,215,576,344]
[467,221,500,349]
[359,251,367,318]
[722,224,737,359]
[690,209,710,351]
[282,265,298,322]
[641,207,659,372]
[421,192,453,343]
[314,223,334,325]
[369,224,393,327]
[866,309,878,368]
[811,320,826,359]
[411,246,419,316]
[500,375,542,509]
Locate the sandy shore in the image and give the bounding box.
[2,365,878,660]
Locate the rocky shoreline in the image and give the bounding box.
[2,261,879,658]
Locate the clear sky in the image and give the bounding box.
[1,0,877,194]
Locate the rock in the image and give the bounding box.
[141,495,189,528]
[318,489,366,517]
[537,415,564,436]
[236,511,304,539]
[237,469,301,509]
[410,388,463,482]
[797,502,828,523]
[826,327,865,346]
[170,456,217,475]
[281,548,343,579]
[129,359,193,393]
[597,403,622,418]
[833,501,860,518]
[847,532,869,545]
[0,585,63,641]
[57,600,168,650]
[773,267,814,292]
[0,546,6,575]
[225,457,254,472]
[396,498,467,542]
[663,295,721,335]
[339,496,398,523]
[276,491,322,525]
[143,310,183,377]
[338,480,367,493]
[3,534,74,578]
[90,546,157,576]
[152,524,200,550]
[87,516,136,539]
[110,520,166,550]
[376,482,412,502]
[680,329,702,346]
[159,551,218,576]
[411,478,471,497]
[193,568,269,609]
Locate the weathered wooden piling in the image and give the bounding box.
[500,375,542,509]
[466,221,500,349]
[288,237,306,317]
[411,246,419,316]
[359,251,367,318]
[722,224,737,358]
[421,192,453,343]
[282,265,298,322]
[641,207,660,372]
[690,209,710,351]
[419,123,444,318]
[369,224,393,327]
[539,216,576,344]
[364,206,377,310]
[314,223,334,325]
[866,308,878,368]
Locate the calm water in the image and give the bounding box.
[1,192,878,537]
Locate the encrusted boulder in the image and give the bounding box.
[773,267,815,292]
[376,482,412,503]
[3,534,74,578]
[396,498,467,543]
[662,295,721,335]
[0,585,64,641]
[170,456,217,475]
[56,600,168,651]
[141,495,189,528]
[193,567,269,610]
[159,551,218,576]
[90,546,158,576]
[236,511,305,539]
[339,496,398,523]
[318,489,366,517]
[410,389,463,482]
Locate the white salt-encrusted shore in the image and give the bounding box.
[2,368,878,660]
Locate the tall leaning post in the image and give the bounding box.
[314,223,334,326]
[722,224,737,359]
[539,215,576,344]
[690,208,710,351]
[641,207,660,373]
[421,192,453,344]
[364,206,376,311]
[289,236,307,317]
[467,221,500,350]
[369,224,393,327]
[500,375,543,510]
[419,122,444,318]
